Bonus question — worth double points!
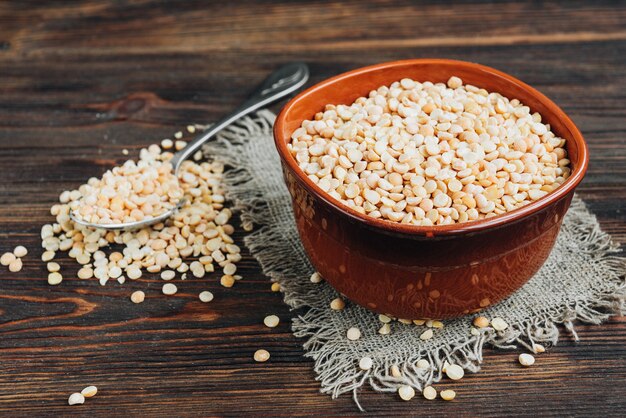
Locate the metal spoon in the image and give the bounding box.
[70,62,309,231]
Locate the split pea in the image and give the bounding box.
[398,385,415,401]
[220,275,235,287]
[47,262,60,272]
[519,353,535,367]
[160,270,176,280]
[330,298,345,310]
[491,317,508,331]
[1,252,15,266]
[416,359,430,369]
[346,327,361,341]
[78,267,93,279]
[162,283,177,295]
[423,386,437,400]
[199,291,214,302]
[440,389,456,401]
[310,272,323,283]
[254,349,270,362]
[8,258,23,272]
[379,314,392,323]
[263,315,279,328]
[13,245,28,258]
[420,329,433,340]
[48,272,62,285]
[68,392,85,406]
[445,364,464,380]
[81,386,98,398]
[131,290,145,303]
[41,251,55,262]
[473,316,490,328]
[359,356,373,371]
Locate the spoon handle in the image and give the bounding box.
[170,62,309,171]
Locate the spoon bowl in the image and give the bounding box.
[70,198,187,231]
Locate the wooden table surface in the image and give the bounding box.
[1,1,625,416]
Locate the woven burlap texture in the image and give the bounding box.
[204,111,625,410]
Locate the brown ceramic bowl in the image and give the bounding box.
[273,59,589,319]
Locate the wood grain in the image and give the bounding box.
[0,0,624,416]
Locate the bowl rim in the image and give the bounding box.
[273,58,589,236]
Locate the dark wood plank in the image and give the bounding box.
[0,0,624,416]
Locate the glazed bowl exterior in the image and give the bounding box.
[273,59,589,319]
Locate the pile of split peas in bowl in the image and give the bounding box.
[288,76,571,227]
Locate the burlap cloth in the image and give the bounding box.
[204,111,625,409]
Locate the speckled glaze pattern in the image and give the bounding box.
[274,59,589,319]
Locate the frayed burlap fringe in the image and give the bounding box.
[203,111,626,411]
